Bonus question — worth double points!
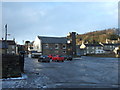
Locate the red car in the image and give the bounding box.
[52,55,64,62]
[48,55,53,59]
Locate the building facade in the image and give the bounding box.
[33,36,67,55]
[0,40,16,54]
[78,43,105,55]
[77,42,120,55]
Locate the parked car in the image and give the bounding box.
[31,51,41,58]
[48,54,53,59]
[38,55,50,62]
[62,55,73,61]
[52,55,64,62]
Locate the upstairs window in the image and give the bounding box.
[55,44,59,49]
[12,46,15,49]
[63,45,66,49]
[45,44,49,48]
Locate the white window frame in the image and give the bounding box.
[55,44,59,49]
[12,51,15,53]
[45,44,49,48]
[12,46,15,49]
[87,51,89,53]
[63,44,66,49]
[63,50,66,53]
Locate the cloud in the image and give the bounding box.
[2,2,118,44]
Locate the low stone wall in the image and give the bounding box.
[86,53,118,58]
[2,54,22,78]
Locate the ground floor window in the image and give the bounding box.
[63,51,66,53]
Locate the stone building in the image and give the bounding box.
[6,40,16,54]
[33,36,67,55]
[0,40,16,54]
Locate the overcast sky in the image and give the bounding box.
[2,2,118,44]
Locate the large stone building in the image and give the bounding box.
[33,36,67,55]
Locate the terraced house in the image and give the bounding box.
[33,36,67,55]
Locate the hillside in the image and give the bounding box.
[76,28,119,45]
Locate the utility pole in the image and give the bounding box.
[5,24,7,41]
[5,24,7,54]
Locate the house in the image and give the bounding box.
[33,36,67,55]
[1,40,16,54]
[28,41,34,52]
[102,43,120,53]
[78,41,120,56]
[16,44,25,55]
[78,43,105,55]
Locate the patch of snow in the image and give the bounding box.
[1,73,27,81]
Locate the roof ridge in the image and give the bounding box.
[38,36,66,38]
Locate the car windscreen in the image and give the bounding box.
[42,55,48,57]
[31,51,37,53]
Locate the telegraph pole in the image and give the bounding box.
[5,24,7,54]
[5,24,7,41]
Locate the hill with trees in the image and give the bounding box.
[76,28,120,45]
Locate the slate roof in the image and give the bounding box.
[38,36,67,44]
[85,44,103,47]
[103,43,120,46]
[2,40,16,45]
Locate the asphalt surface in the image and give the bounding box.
[2,56,119,88]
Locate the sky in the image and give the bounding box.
[1,2,118,44]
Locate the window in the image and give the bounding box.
[96,47,98,49]
[63,45,66,49]
[63,51,66,53]
[92,47,94,49]
[45,44,49,48]
[55,44,59,49]
[87,51,89,53]
[55,50,58,53]
[12,46,15,49]
[37,46,39,49]
[12,51,15,53]
[98,47,101,49]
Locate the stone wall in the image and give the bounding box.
[86,53,117,58]
[2,54,22,78]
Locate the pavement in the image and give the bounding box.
[2,56,119,88]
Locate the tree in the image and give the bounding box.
[107,34,119,40]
